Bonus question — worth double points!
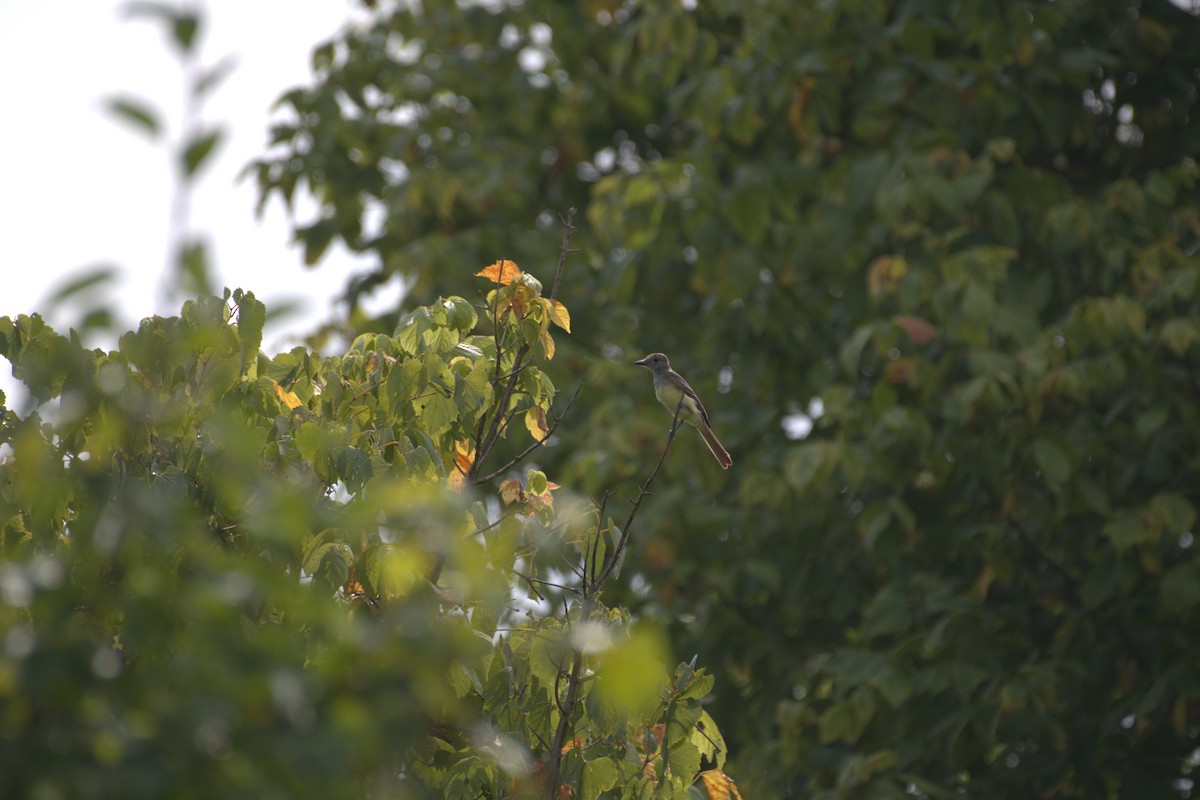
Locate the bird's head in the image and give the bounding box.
[633,352,670,372]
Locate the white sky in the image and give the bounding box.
[0,0,396,407]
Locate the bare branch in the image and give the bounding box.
[549,207,576,302]
[592,395,686,592]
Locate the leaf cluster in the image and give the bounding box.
[0,266,734,798]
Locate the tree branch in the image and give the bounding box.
[470,211,579,482]
[592,396,686,593]
[543,649,585,800]
[549,207,576,303]
[473,378,585,484]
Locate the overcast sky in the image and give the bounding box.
[0,0,393,408]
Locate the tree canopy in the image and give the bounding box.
[5,0,1200,798]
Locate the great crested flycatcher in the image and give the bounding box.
[634,352,732,469]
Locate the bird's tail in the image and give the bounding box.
[696,421,733,469]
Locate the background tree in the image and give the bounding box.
[254,0,1200,797]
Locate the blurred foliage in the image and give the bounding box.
[253,0,1200,797]
[0,274,732,798]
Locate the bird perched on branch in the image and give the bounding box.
[634,352,732,469]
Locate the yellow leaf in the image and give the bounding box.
[866,255,908,298]
[510,281,538,319]
[540,329,556,360]
[698,770,743,800]
[475,260,522,285]
[272,380,302,410]
[454,439,475,474]
[548,299,572,333]
[788,77,816,141]
[525,406,549,441]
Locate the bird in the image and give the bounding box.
[633,352,732,469]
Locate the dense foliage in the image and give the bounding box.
[0,268,736,798]
[249,0,1200,797]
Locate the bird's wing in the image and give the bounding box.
[668,369,710,426]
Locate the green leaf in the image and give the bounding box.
[177,239,212,296]
[839,325,875,376]
[1032,437,1071,493]
[45,266,119,307]
[581,757,619,800]
[387,357,425,408]
[194,56,237,99]
[455,361,494,424]
[691,710,727,770]
[105,96,162,139]
[443,296,479,331]
[869,667,913,708]
[1103,512,1149,550]
[679,670,715,701]
[526,470,548,495]
[727,181,771,244]
[1160,565,1200,614]
[397,308,434,355]
[413,392,458,438]
[1160,318,1199,356]
[235,290,266,377]
[1151,493,1196,535]
[785,440,839,492]
[423,325,460,354]
[861,583,912,639]
[422,350,456,395]
[665,740,701,783]
[182,128,223,177]
[528,624,569,690]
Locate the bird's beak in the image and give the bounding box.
[633,357,648,367]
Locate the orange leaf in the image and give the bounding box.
[886,358,918,387]
[892,314,938,345]
[454,439,476,474]
[866,255,908,297]
[499,478,523,506]
[476,259,523,285]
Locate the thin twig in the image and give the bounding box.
[513,572,580,596]
[518,573,546,604]
[473,378,586,484]
[543,649,585,800]
[549,207,576,302]
[468,512,517,539]
[584,490,614,594]
[469,341,530,480]
[591,396,686,591]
